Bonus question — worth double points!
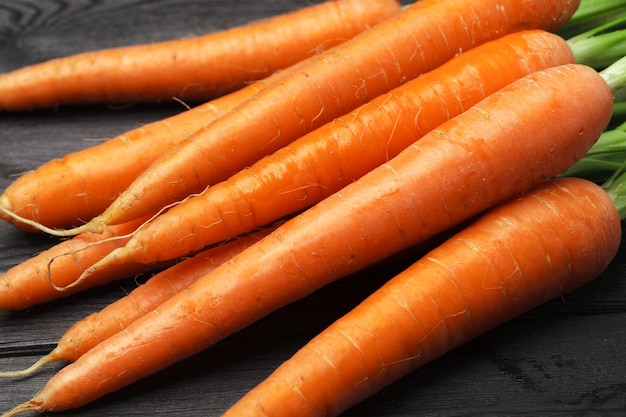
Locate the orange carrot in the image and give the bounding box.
[0,0,401,111]
[0,217,152,311]
[222,177,621,417]
[86,29,577,269]
[0,226,273,378]
[39,0,579,237]
[2,63,611,415]
[0,0,401,232]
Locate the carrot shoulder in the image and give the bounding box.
[87,29,577,269]
[0,0,401,232]
[54,0,579,235]
[5,63,612,414]
[223,177,622,417]
[0,0,401,111]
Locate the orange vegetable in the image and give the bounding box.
[38,0,579,236]
[223,177,621,417]
[0,0,401,232]
[0,0,401,111]
[2,62,611,415]
[0,226,272,377]
[85,29,577,271]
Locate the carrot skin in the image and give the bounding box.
[20,63,613,413]
[0,0,401,111]
[99,29,577,265]
[223,177,622,417]
[0,0,401,232]
[89,0,580,229]
[0,217,156,311]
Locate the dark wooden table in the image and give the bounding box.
[1,1,625,416]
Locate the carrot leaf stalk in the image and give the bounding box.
[602,54,626,102]
[614,101,626,119]
[603,170,626,219]
[558,0,626,39]
[559,54,626,183]
[559,121,626,181]
[566,15,626,69]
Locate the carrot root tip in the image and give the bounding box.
[0,352,54,378]
[0,205,101,236]
[0,400,40,417]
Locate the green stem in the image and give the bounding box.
[558,0,626,39]
[567,15,626,69]
[603,171,626,219]
[613,101,626,121]
[602,55,626,102]
[559,121,626,181]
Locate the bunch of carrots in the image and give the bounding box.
[1,0,626,415]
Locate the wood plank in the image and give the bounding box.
[1,1,625,415]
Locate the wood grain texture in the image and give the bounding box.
[0,1,625,416]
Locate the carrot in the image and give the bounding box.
[1,63,612,415]
[0,0,401,232]
[84,29,578,270]
[0,217,155,311]
[0,226,273,378]
[222,177,622,417]
[32,0,579,237]
[0,0,401,111]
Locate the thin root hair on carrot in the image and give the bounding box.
[1,399,40,417]
[43,188,208,291]
[0,354,55,379]
[0,205,94,237]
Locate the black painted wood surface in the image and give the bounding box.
[0,1,625,416]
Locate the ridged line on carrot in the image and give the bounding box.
[3,63,612,414]
[0,0,402,111]
[81,29,577,272]
[222,177,622,417]
[35,0,580,238]
[0,0,402,232]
